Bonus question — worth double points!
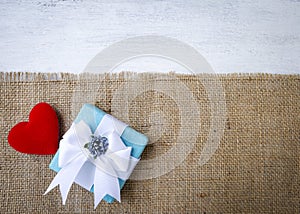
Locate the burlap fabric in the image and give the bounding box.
[0,72,299,213]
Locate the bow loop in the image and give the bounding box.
[58,121,92,167]
[107,147,132,172]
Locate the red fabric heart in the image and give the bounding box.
[8,102,59,155]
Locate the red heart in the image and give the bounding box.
[8,102,59,155]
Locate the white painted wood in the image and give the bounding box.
[0,0,299,74]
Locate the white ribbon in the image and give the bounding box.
[44,115,140,208]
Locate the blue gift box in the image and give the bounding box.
[49,104,148,203]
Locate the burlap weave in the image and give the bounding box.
[0,72,299,213]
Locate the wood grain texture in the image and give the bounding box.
[0,0,299,74]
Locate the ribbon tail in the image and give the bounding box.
[94,169,120,209]
[74,161,96,191]
[44,154,87,205]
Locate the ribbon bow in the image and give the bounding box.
[44,115,139,208]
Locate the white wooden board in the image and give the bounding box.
[0,0,299,74]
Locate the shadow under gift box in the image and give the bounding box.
[49,104,148,203]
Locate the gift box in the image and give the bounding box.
[49,104,148,203]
